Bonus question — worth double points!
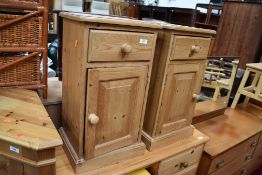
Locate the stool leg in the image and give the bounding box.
[255,75,262,96]
[231,69,250,109]
[243,73,260,105]
[225,88,232,105]
[213,85,220,101]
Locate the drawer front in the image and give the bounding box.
[208,133,260,174]
[170,36,210,60]
[158,145,203,175]
[88,30,156,62]
[175,164,198,175]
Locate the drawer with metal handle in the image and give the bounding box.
[158,145,203,175]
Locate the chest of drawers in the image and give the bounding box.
[142,25,215,151]
[59,12,160,173]
[196,104,262,175]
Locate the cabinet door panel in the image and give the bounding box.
[85,66,148,159]
[156,63,202,136]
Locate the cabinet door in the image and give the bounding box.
[85,66,148,159]
[155,63,203,136]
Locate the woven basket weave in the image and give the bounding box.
[0,54,41,86]
[2,0,43,5]
[0,13,43,47]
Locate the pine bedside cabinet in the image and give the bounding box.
[0,88,62,175]
[142,24,216,151]
[59,12,160,173]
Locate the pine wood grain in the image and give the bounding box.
[195,104,262,157]
[0,88,62,150]
[56,129,208,175]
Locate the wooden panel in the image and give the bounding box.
[211,2,262,68]
[210,152,253,175]
[0,155,10,175]
[88,30,156,62]
[56,130,209,175]
[171,36,210,60]
[155,62,202,136]
[158,145,203,175]
[62,19,89,157]
[0,88,62,150]
[208,133,260,174]
[85,66,148,159]
[175,164,198,175]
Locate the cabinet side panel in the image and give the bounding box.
[62,19,88,157]
[143,31,173,136]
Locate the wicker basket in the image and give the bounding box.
[0,13,43,47]
[0,54,41,86]
[1,0,43,5]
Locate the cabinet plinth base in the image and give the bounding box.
[142,125,194,151]
[59,127,146,174]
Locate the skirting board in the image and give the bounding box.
[59,127,146,174]
[142,125,195,151]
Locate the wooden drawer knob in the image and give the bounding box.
[191,45,201,53]
[88,113,99,125]
[192,94,200,101]
[121,43,133,54]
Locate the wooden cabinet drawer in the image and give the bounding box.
[170,36,210,60]
[158,145,203,175]
[88,30,157,62]
[175,164,198,175]
[208,133,260,174]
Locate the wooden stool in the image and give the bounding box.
[231,63,262,109]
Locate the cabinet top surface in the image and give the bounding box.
[60,12,216,34]
[0,88,62,150]
[194,103,262,157]
[56,129,208,175]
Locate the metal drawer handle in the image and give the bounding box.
[250,140,257,147]
[121,43,133,54]
[216,159,225,168]
[88,113,99,125]
[241,168,247,174]
[180,162,189,169]
[245,154,252,161]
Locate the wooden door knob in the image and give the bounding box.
[191,45,201,53]
[121,43,133,54]
[88,113,99,125]
[192,94,200,101]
